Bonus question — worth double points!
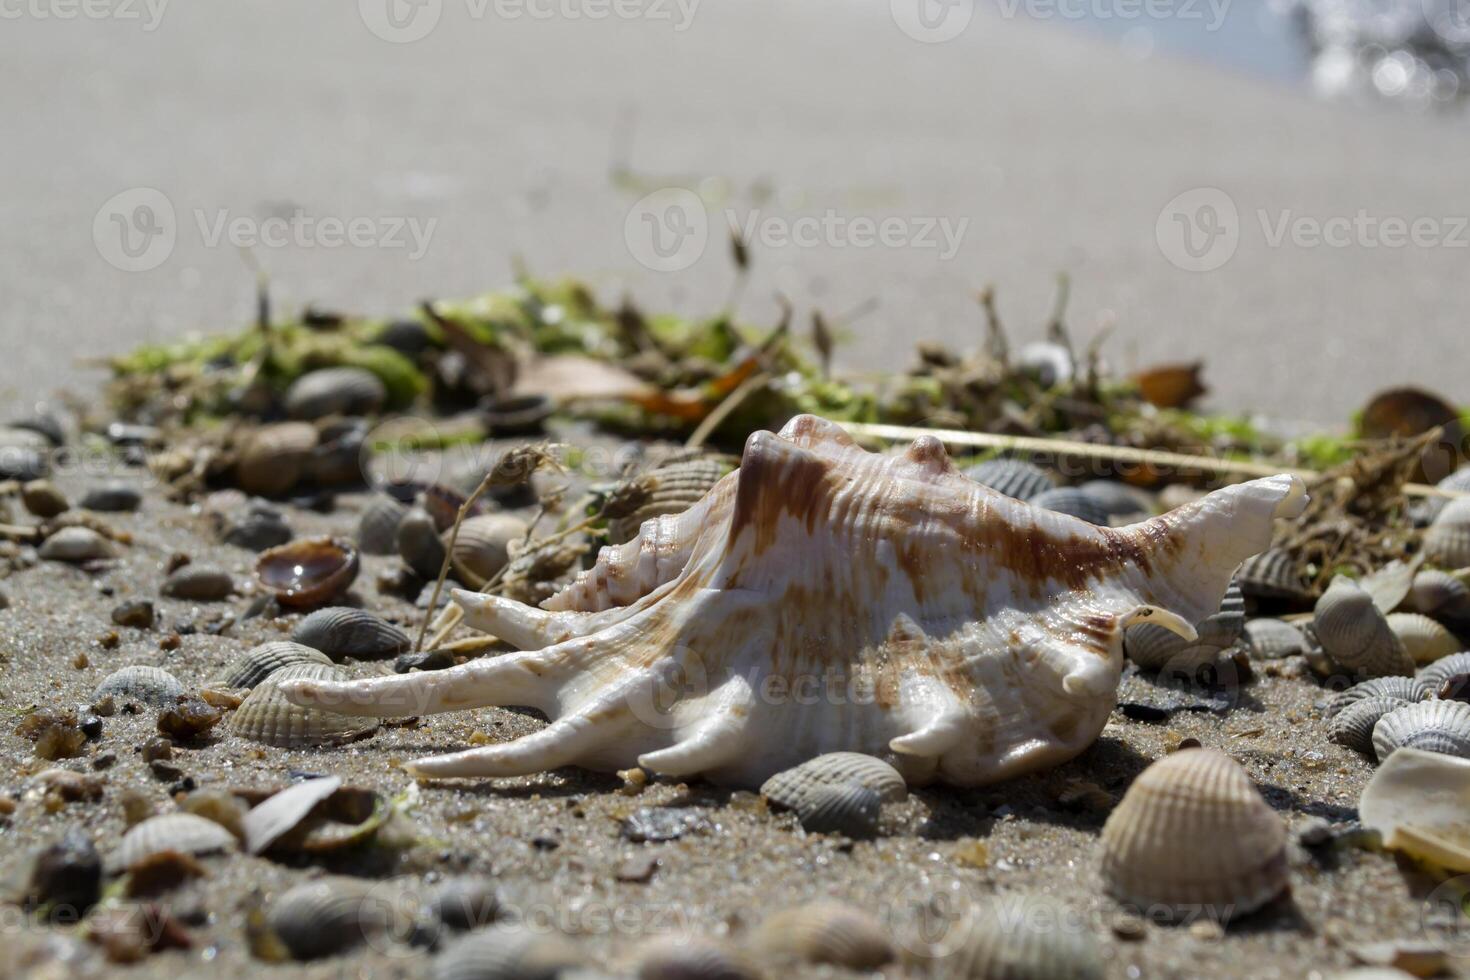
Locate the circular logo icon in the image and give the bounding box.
[1425,0,1470,44]
[883,871,979,961]
[891,0,974,43]
[359,0,442,43]
[624,188,708,272]
[93,188,176,272]
[625,647,710,731]
[1421,875,1470,957]
[1155,187,1239,272]
[362,417,448,490]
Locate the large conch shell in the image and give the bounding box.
[281,415,1306,788]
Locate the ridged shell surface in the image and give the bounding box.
[1373,700,1470,762]
[955,894,1105,980]
[1422,652,1470,699]
[1314,577,1414,677]
[93,665,184,707]
[1029,487,1110,526]
[231,663,379,748]
[214,641,334,689]
[608,458,733,545]
[1078,480,1153,519]
[795,783,882,838]
[1125,581,1243,670]
[431,926,585,980]
[634,936,764,980]
[1328,696,1406,755]
[358,495,409,555]
[1098,748,1287,920]
[1426,498,1470,569]
[268,879,397,960]
[760,752,908,807]
[964,458,1055,501]
[1386,612,1461,666]
[754,901,894,969]
[292,607,410,661]
[1236,549,1312,604]
[108,812,238,872]
[1326,676,1431,716]
[1243,618,1308,660]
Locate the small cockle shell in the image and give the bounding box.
[1326,676,1432,716]
[955,893,1105,980]
[268,879,401,960]
[1236,548,1312,605]
[964,457,1054,501]
[277,416,1305,788]
[1314,577,1414,678]
[1372,700,1470,762]
[161,565,234,601]
[1386,612,1460,666]
[1406,570,1470,634]
[760,753,908,808]
[108,813,238,873]
[607,458,734,545]
[1421,652,1470,701]
[1359,747,1470,872]
[1099,748,1287,921]
[93,665,184,707]
[1125,580,1244,671]
[231,663,379,748]
[426,876,501,932]
[1244,618,1308,660]
[358,495,409,555]
[237,421,318,497]
[1079,480,1153,520]
[38,526,114,562]
[398,507,448,580]
[449,515,530,588]
[794,783,882,838]
[432,926,586,980]
[755,901,894,969]
[292,607,410,662]
[284,366,387,421]
[1426,498,1470,569]
[255,536,360,608]
[1029,487,1109,526]
[634,936,764,980]
[1329,696,1408,755]
[213,641,334,689]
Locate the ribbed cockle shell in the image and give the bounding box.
[279,415,1305,788]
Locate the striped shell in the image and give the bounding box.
[1421,652,1470,700]
[1243,618,1308,660]
[268,879,400,960]
[292,607,411,661]
[38,526,113,562]
[108,812,238,873]
[93,665,184,707]
[431,926,585,980]
[213,641,333,689]
[794,783,882,838]
[760,753,908,808]
[1099,748,1287,920]
[237,422,318,497]
[284,366,386,421]
[1236,548,1312,605]
[1417,466,1470,525]
[1406,570,1470,623]
[964,458,1054,501]
[1124,580,1244,670]
[449,515,529,589]
[634,936,764,980]
[1328,696,1407,755]
[1314,577,1414,678]
[1426,498,1470,569]
[1373,700,1470,762]
[1386,612,1461,666]
[1029,487,1109,526]
[358,495,409,555]
[608,458,733,545]
[1326,676,1432,716]
[231,663,379,748]
[754,901,894,969]
[956,894,1105,980]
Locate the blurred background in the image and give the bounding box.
[4,0,1468,423]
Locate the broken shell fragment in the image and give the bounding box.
[449,514,529,589]
[213,641,334,689]
[1372,700,1470,762]
[1329,696,1408,755]
[39,526,114,562]
[1360,747,1470,872]
[760,752,908,809]
[291,606,410,661]
[255,536,360,608]
[240,776,343,854]
[231,664,379,748]
[1314,577,1414,678]
[93,666,185,708]
[108,813,238,873]
[755,901,894,969]
[284,366,387,421]
[1099,748,1288,921]
[1386,612,1460,666]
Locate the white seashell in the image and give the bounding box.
[292,607,410,661]
[358,495,409,555]
[231,664,379,748]
[1029,487,1110,525]
[1359,747,1470,872]
[1099,748,1287,921]
[432,925,585,980]
[108,812,238,873]
[1243,618,1308,660]
[277,416,1306,788]
[240,776,343,854]
[634,936,763,980]
[760,752,908,807]
[754,901,893,969]
[1426,498,1470,569]
[1421,651,1470,701]
[213,641,333,689]
[1326,676,1431,717]
[93,665,184,707]
[1385,612,1460,666]
[449,515,530,589]
[955,893,1105,980]
[964,457,1055,501]
[1329,696,1407,755]
[284,366,386,421]
[1314,577,1414,678]
[38,526,113,562]
[1373,700,1470,762]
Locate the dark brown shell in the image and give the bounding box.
[255,536,360,608]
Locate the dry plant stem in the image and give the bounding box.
[685,371,772,450]
[0,524,42,542]
[415,471,499,653]
[839,421,1461,499]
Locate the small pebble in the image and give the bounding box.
[111,599,156,629]
[141,737,173,763]
[157,698,222,741]
[615,853,660,883]
[80,483,142,513]
[72,652,89,670]
[162,566,234,601]
[21,479,68,518]
[395,649,455,673]
[159,633,182,651]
